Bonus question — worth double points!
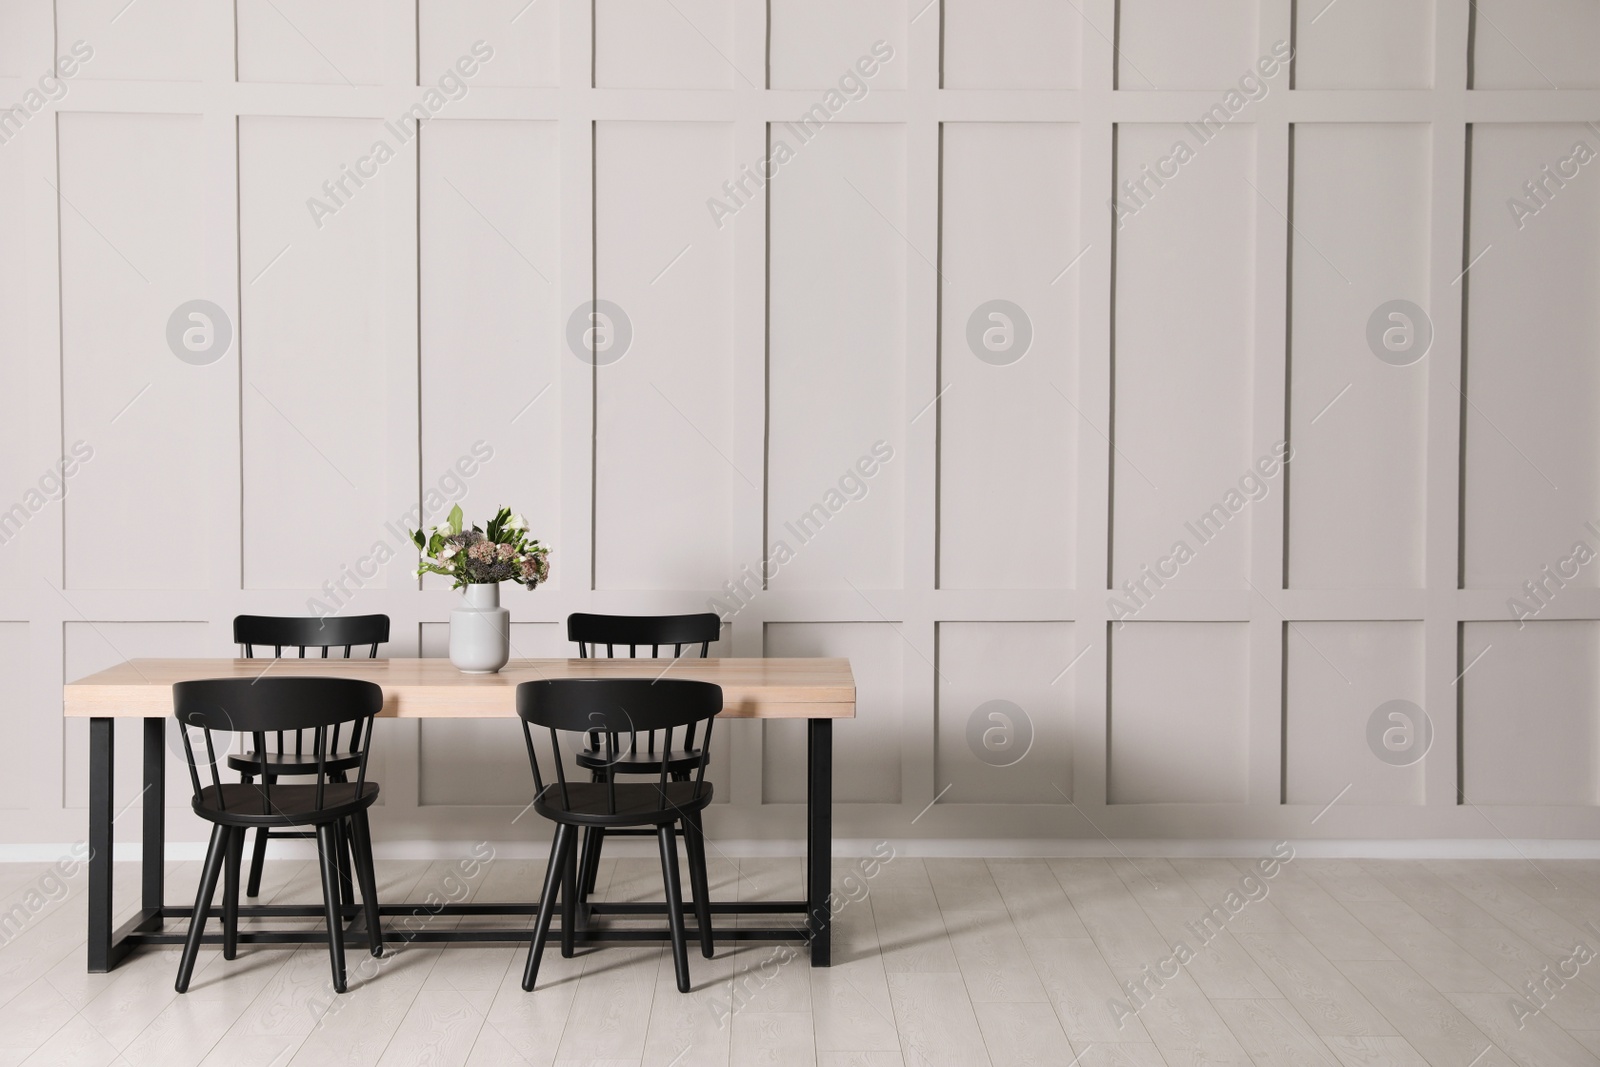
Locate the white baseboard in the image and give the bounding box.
[4,837,1600,863]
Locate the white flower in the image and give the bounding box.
[437,544,459,561]
[506,513,529,532]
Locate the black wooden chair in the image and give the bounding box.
[173,676,384,994]
[515,677,719,994]
[231,614,389,900]
[566,612,719,904]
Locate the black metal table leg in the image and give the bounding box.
[142,718,165,919]
[807,718,832,967]
[88,718,120,972]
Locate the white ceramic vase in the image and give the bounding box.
[449,582,510,674]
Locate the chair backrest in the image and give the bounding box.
[234,614,390,659]
[515,678,721,813]
[233,615,387,762]
[174,677,383,816]
[567,612,720,660]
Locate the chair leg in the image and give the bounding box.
[523,824,573,992]
[246,773,277,898]
[575,827,593,901]
[315,823,348,994]
[330,763,354,911]
[222,827,244,961]
[245,825,271,898]
[334,818,356,913]
[577,769,605,901]
[576,827,596,901]
[349,810,384,958]
[581,827,606,900]
[561,834,578,959]
[683,812,714,959]
[657,824,691,994]
[176,823,229,993]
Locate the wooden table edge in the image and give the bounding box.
[62,656,857,719]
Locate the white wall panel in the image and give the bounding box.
[1288,124,1430,589]
[0,0,50,76]
[764,623,901,804]
[596,0,736,89]
[1294,0,1434,89]
[1117,0,1259,89]
[0,119,36,588]
[1112,124,1256,591]
[420,119,561,587]
[940,123,1078,590]
[768,0,905,90]
[1285,621,1426,806]
[59,112,223,590]
[1472,0,1600,89]
[1110,623,1249,804]
[768,123,904,590]
[937,622,1073,804]
[237,0,412,85]
[56,0,202,82]
[419,0,558,88]
[943,0,1079,89]
[239,116,409,590]
[595,122,737,590]
[0,624,29,808]
[1462,622,1600,806]
[1463,124,1600,589]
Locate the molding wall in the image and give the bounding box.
[0,0,1597,856]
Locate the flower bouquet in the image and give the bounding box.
[411,505,550,589]
[411,506,550,673]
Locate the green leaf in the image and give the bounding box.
[446,504,463,535]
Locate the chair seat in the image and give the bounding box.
[194,782,380,827]
[574,746,705,776]
[227,750,364,778]
[534,781,712,828]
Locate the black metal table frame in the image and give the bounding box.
[86,717,833,970]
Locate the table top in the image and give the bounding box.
[63,657,856,720]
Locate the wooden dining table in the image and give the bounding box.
[63,656,856,972]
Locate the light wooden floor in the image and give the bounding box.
[1,854,1598,1065]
